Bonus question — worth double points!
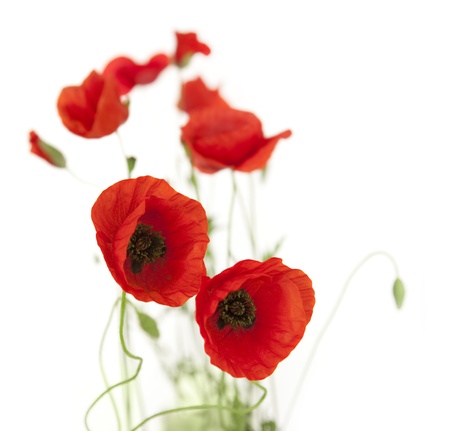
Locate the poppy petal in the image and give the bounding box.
[181,106,291,174]
[92,176,209,305]
[174,32,211,67]
[196,258,315,380]
[178,77,229,113]
[102,54,170,95]
[57,71,129,139]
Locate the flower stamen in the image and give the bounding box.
[217,288,256,330]
[127,223,166,273]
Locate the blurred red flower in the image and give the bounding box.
[91,176,209,306]
[178,77,229,114]
[174,32,211,67]
[102,54,170,96]
[28,131,66,168]
[181,106,292,173]
[57,70,129,139]
[196,258,315,380]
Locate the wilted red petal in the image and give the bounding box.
[28,130,66,168]
[103,54,170,96]
[57,70,129,139]
[174,32,211,67]
[92,176,209,306]
[178,77,229,114]
[181,106,291,173]
[134,54,170,84]
[29,131,54,166]
[196,258,315,380]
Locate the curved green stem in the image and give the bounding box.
[282,250,400,430]
[85,292,143,431]
[98,297,122,431]
[66,167,100,188]
[130,380,267,431]
[121,301,132,430]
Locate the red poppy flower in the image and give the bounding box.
[181,106,292,173]
[28,130,66,168]
[57,70,129,139]
[178,77,229,114]
[196,258,315,380]
[174,32,211,67]
[91,176,209,306]
[102,54,170,96]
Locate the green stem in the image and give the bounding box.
[130,381,267,431]
[116,131,132,179]
[121,303,132,430]
[218,371,227,429]
[85,292,143,431]
[248,173,257,258]
[282,250,400,430]
[190,159,201,202]
[236,174,257,258]
[98,297,122,431]
[66,167,100,188]
[227,171,238,266]
[269,376,279,426]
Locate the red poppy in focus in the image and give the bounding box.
[102,54,170,96]
[174,32,211,67]
[181,106,292,173]
[178,77,229,114]
[196,258,315,380]
[57,70,129,139]
[29,131,66,168]
[91,176,209,306]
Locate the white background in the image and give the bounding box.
[2,0,450,430]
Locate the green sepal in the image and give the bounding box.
[178,54,193,68]
[127,156,136,176]
[393,277,405,309]
[40,140,66,168]
[137,310,160,339]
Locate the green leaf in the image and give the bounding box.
[127,156,136,176]
[393,277,405,309]
[137,311,159,339]
[261,420,277,431]
[40,140,66,168]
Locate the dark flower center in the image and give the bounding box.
[217,288,256,330]
[127,223,166,274]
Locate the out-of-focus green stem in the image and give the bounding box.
[85,292,143,431]
[130,380,267,431]
[282,250,401,429]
